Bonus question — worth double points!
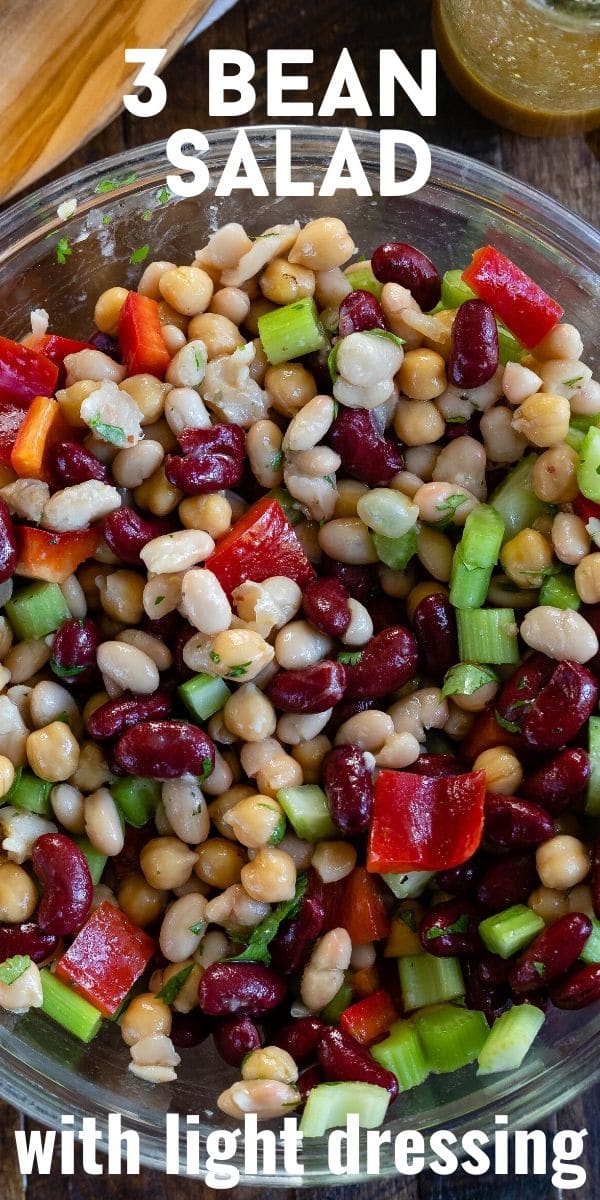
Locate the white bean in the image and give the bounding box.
[520,606,599,664]
[112,440,164,488]
[42,481,121,532]
[140,530,214,574]
[180,568,232,635]
[274,621,332,669]
[159,893,207,963]
[97,642,160,695]
[164,387,212,435]
[162,777,210,844]
[84,788,124,856]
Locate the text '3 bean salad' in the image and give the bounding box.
[0,216,599,1134]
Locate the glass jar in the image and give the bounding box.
[433,0,600,135]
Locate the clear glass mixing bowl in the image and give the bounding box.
[0,127,599,1184]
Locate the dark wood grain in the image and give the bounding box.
[1,0,599,1196]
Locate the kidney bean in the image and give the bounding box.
[170,1009,213,1048]
[103,507,175,566]
[52,617,100,678]
[477,852,538,912]
[88,331,121,361]
[0,922,58,963]
[522,748,591,815]
[484,794,554,849]
[509,913,593,995]
[297,1065,323,1105]
[320,556,379,605]
[274,1017,328,1065]
[449,299,499,389]
[412,754,468,779]
[497,654,597,752]
[371,241,441,311]
[199,963,286,1017]
[550,962,600,1010]
[343,626,418,699]
[369,595,400,634]
[32,833,93,936]
[444,413,481,442]
[411,592,458,681]
[0,499,17,584]
[165,424,245,494]
[51,441,109,486]
[213,1016,262,1065]
[338,290,386,337]
[478,952,510,986]
[437,854,488,897]
[142,610,180,643]
[111,825,150,884]
[418,899,483,957]
[323,744,373,835]
[267,660,346,714]
[303,577,351,638]
[86,690,173,740]
[327,408,404,487]
[114,720,215,779]
[317,1026,398,1101]
[270,870,326,976]
[463,959,508,1025]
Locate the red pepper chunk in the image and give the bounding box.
[55,901,155,1017]
[118,292,170,378]
[15,526,100,584]
[206,497,315,598]
[38,334,97,386]
[462,246,564,350]
[367,769,486,874]
[0,402,28,465]
[0,335,59,406]
[340,990,398,1045]
[324,866,391,944]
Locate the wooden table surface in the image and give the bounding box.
[1,1,599,1196]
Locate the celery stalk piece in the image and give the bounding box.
[586,716,600,816]
[577,426,600,502]
[5,582,70,641]
[345,262,383,299]
[456,608,520,665]
[258,297,327,365]
[399,954,464,1012]
[111,777,160,828]
[381,870,435,899]
[370,1019,429,1090]
[373,527,417,570]
[490,455,549,542]
[178,673,231,722]
[4,768,52,816]
[497,324,525,366]
[479,905,545,959]
[74,837,107,886]
[40,969,103,1043]
[276,784,337,842]
[449,505,505,608]
[319,974,353,1022]
[300,1082,390,1137]
[581,917,600,963]
[477,1004,544,1075]
[441,269,475,309]
[266,486,303,525]
[412,1004,489,1073]
[566,426,586,453]
[539,571,580,610]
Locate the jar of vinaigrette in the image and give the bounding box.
[433,0,600,135]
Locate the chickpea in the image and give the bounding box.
[0,754,15,798]
[528,886,570,925]
[179,493,232,538]
[255,756,302,798]
[140,838,198,890]
[500,528,553,589]
[0,862,37,922]
[187,312,244,359]
[536,835,591,891]
[159,265,213,316]
[120,375,170,425]
[98,569,145,625]
[575,553,600,604]
[223,794,284,848]
[118,872,168,928]
[210,286,251,326]
[532,443,579,503]
[472,746,522,794]
[121,994,172,1047]
[241,847,297,903]
[288,218,355,271]
[260,258,315,305]
[223,684,277,742]
[406,581,448,623]
[311,841,357,884]
[26,722,80,783]
[511,392,570,448]
[242,1045,298,1084]
[416,526,453,582]
[394,399,445,446]
[134,465,183,516]
[194,838,247,889]
[265,363,317,417]
[291,735,331,783]
[94,287,128,335]
[398,349,447,401]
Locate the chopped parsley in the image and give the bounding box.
[56,237,72,265]
[230,874,308,965]
[193,347,205,373]
[226,661,252,679]
[88,415,128,448]
[157,187,172,205]
[101,214,113,225]
[269,449,284,471]
[441,663,498,700]
[563,375,584,389]
[156,963,193,1005]
[0,955,31,986]
[434,493,468,528]
[495,710,521,734]
[338,650,362,666]
[533,961,546,978]
[398,909,417,932]
[209,650,221,664]
[50,659,86,678]
[154,596,165,606]
[141,210,152,222]
[198,757,213,783]
[189,921,207,936]
[94,172,138,194]
[129,245,150,265]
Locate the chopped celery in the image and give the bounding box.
[566,426,586,453]
[456,608,520,665]
[111,777,160,827]
[258,297,327,365]
[344,262,383,299]
[441,663,498,699]
[179,673,231,722]
[479,905,544,959]
[399,954,464,1012]
[276,784,337,841]
[490,456,548,543]
[449,505,505,609]
[5,582,70,641]
[74,837,107,886]
[373,527,417,570]
[441,269,475,309]
[300,1082,390,1137]
[320,974,353,1022]
[570,414,599,435]
[497,324,525,366]
[412,1004,489,1073]
[370,1019,429,1090]
[477,1004,544,1075]
[586,716,600,816]
[40,969,103,1043]
[266,487,303,525]
[581,917,600,963]
[577,426,600,502]
[0,955,31,985]
[381,870,435,899]
[4,768,52,816]
[539,571,580,610]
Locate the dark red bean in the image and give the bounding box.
[478,952,510,986]
[463,959,508,1025]
[32,833,93,936]
[198,963,286,1017]
[418,899,483,957]
[338,290,386,336]
[444,413,481,442]
[477,852,538,912]
[173,620,196,683]
[0,922,58,963]
[51,441,109,486]
[411,592,458,681]
[550,962,600,1010]
[497,654,598,752]
[484,794,554,849]
[274,1017,328,1064]
[509,913,592,994]
[449,299,499,389]
[591,834,600,921]
[88,331,121,361]
[213,1016,262,1065]
[267,660,346,714]
[580,603,600,675]
[320,556,379,605]
[437,854,488,896]
[170,1010,213,1048]
[86,690,173,740]
[303,577,351,638]
[51,617,100,679]
[326,697,374,740]
[323,744,373,835]
[297,1065,323,1105]
[371,241,441,311]
[114,720,215,779]
[327,408,404,486]
[271,869,326,976]
[165,424,245,494]
[317,1027,398,1101]
[0,498,17,584]
[103,507,175,566]
[142,610,180,643]
[412,754,468,779]
[368,595,400,634]
[522,748,591,814]
[343,626,418,699]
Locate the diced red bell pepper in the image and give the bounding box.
[118,292,170,379]
[10,395,71,481]
[38,334,97,387]
[206,497,315,598]
[462,246,564,350]
[0,335,59,406]
[460,701,525,762]
[55,901,155,1017]
[326,866,391,944]
[0,402,27,466]
[340,989,398,1045]
[573,494,600,525]
[15,526,100,584]
[367,769,486,874]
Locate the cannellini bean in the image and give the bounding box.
[42,481,121,531]
[29,681,81,735]
[218,1079,300,1120]
[335,710,395,752]
[166,340,207,388]
[284,468,337,522]
[283,395,335,452]
[0,962,43,1013]
[0,807,57,863]
[301,927,352,1011]
[502,361,543,406]
[246,420,283,489]
[569,379,600,417]
[341,598,373,646]
[274,620,332,669]
[413,481,478,527]
[84,788,125,856]
[432,436,487,497]
[80,380,143,447]
[129,1034,180,1083]
[277,709,333,744]
[112,441,164,489]
[375,731,421,768]
[159,893,207,962]
[117,629,173,671]
[0,478,49,523]
[180,569,232,635]
[164,387,212,435]
[233,577,302,638]
[50,784,85,834]
[143,573,184,618]
[519,606,599,663]
[140,530,215,574]
[64,348,126,386]
[242,1046,298,1084]
[0,696,29,767]
[162,777,210,844]
[538,359,592,400]
[387,688,449,742]
[97,641,160,695]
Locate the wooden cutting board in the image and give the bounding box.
[0,0,214,202]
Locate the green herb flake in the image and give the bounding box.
[269,449,284,471]
[56,237,72,265]
[338,650,362,666]
[226,661,252,679]
[193,347,205,373]
[157,187,172,205]
[156,963,194,1006]
[0,955,31,986]
[495,710,521,734]
[324,475,336,488]
[441,663,499,700]
[209,651,221,664]
[426,927,444,940]
[141,210,152,222]
[50,659,87,679]
[199,757,213,783]
[88,415,128,448]
[434,493,468,528]
[447,913,470,935]
[231,874,308,966]
[533,961,546,978]
[95,172,138,194]
[154,596,165,606]
[189,921,206,936]
[130,245,150,265]
[563,376,584,389]
[101,214,113,226]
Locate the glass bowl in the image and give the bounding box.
[0,127,599,1184]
